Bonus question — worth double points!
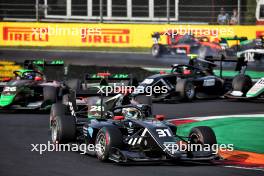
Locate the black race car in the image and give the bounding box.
[0,60,64,110]
[132,58,231,102]
[50,91,218,163]
[220,35,264,60]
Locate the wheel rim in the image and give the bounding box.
[96,133,106,157]
[152,46,159,55]
[186,83,194,98]
[51,119,58,142]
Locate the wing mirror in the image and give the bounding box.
[155,114,165,121]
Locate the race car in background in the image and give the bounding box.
[132,56,232,102]
[49,91,218,163]
[225,55,264,100]
[0,60,65,110]
[151,31,223,59]
[63,72,138,118]
[220,35,264,61]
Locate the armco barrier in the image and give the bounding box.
[1,22,264,48]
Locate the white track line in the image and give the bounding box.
[224,165,264,172]
[168,114,264,122]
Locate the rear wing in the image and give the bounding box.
[24,59,64,70]
[24,59,65,80]
[85,73,132,80]
[75,72,137,96]
[220,36,248,49]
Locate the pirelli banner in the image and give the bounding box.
[0,22,264,47]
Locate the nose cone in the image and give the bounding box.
[0,94,15,107]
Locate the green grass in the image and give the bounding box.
[176,117,264,154]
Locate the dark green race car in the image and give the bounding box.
[0,60,64,110]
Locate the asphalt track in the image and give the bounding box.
[1,101,264,176]
[0,49,264,176]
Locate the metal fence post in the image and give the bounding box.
[100,0,103,23]
[167,0,170,24]
[238,0,241,24]
[36,0,39,22]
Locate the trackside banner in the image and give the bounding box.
[0,22,264,47]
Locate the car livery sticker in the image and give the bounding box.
[246,78,264,97]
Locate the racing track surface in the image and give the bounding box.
[1,48,264,71]
[0,49,264,175]
[1,100,264,176]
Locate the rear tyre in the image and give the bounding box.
[95,127,123,161]
[50,103,76,143]
[232,75,252,95]
[176,79,195,101]
[151,44,163,58]
[43,86,57,103]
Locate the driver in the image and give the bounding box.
[122,107,140,119]
[23,72,36,80]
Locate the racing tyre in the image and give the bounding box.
[232,75,252,95]
[50,103,76,143]
[66,79,80,91]
[43,86,57,103]
[189,126,217,146]
[95,127,123,161]
[151,44,163,58]
[176,79,195,101]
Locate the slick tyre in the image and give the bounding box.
[95,127,123,161]
[43,86,57,103]
[232,75,252,95]
[151,44,163,58]
[189,126,217,146]
[176,79,195,101]
[50,103,76,143]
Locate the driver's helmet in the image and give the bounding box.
[34,76,43,81]
[122,107,140,119]
[183,67,191,75]
[24,72,36,80]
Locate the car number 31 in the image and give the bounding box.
[156,129,172,137]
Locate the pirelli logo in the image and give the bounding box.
[81,28,130,44]
[3,27,49,42]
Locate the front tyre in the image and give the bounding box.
[95,127,123,161]
[232,75,252,95]
[50,103,76,143]
[189,126,217,146]
[151,44,163,58]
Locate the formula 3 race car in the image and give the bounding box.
[132,57,232,102]
[225,55,264,100]
[220,35,264,61]
[151,31,223,59]
[0,60,65,110]
[49,92,218,163]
